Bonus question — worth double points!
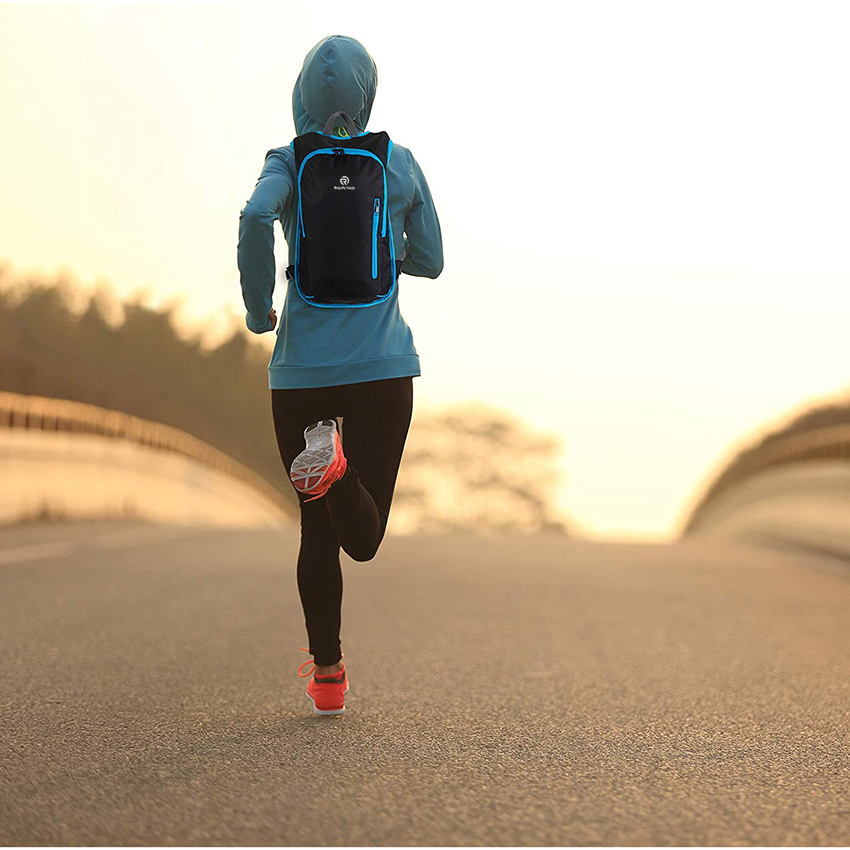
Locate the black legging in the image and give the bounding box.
[271,377,413,666]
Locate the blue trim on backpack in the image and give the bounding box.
[386,141,396,283]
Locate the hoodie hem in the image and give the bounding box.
[269,355,421,390]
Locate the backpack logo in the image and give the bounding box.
[334,175,355,191]
[339,176,350,185]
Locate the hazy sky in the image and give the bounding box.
[2,2,848,540]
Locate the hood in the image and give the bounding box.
[292,35,378,136]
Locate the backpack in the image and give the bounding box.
[284,111,401,308]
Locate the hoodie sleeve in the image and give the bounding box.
[237,151,293,333]
[401,151,444,279]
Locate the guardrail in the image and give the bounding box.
[0,390,291,514]
[684,423,850,534]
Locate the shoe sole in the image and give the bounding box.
[290,421,339,494]
[306,684,350,716]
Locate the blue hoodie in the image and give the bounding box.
[238,35,444,389]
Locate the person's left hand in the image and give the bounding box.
[268,307,277,331]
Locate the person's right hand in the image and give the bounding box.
[268,307,277,331]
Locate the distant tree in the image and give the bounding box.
[390,403,569,535]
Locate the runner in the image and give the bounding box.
[237,35,443,715]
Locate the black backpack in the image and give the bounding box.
[285,111,400,308]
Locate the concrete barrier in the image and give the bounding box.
[0,392,292,528]
[685,460,850,561]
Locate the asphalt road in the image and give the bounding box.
[1,521,848,846]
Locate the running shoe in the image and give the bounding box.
[298,648,349,715]
[289,419,348,502]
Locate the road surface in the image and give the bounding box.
[1,521,848,846]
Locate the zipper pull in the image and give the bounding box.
[374,198,380,214]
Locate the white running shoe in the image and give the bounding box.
[289,419,348,502]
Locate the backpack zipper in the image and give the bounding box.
[372,198,380,279]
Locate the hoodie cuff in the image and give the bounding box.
[246,311,273,334]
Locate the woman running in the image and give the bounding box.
[237,35,443,715]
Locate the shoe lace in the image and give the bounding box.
[298,647,344,678]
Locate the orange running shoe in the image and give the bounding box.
[298,648,349,715]
[289,419,348,502]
